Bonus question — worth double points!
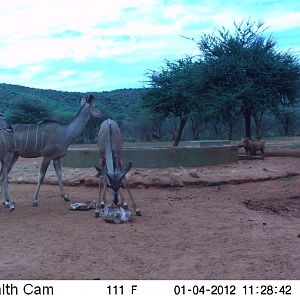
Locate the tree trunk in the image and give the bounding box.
[173,115,188,146]
[191,122,199,140]
[157,126,162,141]
[253,110,264,139]
[255,122,261,139]
[244,108,252,138]
[77,133,84,144]
[284,118,290,135]
[214,124,219,139]
[228,123,233,140]
[189,117,200,140]
[254,116,261,139]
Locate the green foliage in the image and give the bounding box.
[142,19,300,142]
[0,83,145,143]
[83,117,100,143]
[143,57,200,145]
[0,83,145,122]
[126,106,166,141]
[196,19,300,137]
[8,97,51,124]
[144,57,198,117]
[271,103,297,135]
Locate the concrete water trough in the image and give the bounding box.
[62,141,239,168]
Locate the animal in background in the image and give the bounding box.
[238,137,265,159]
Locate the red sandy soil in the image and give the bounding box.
[7,156,300,188]
[1,156,300,279]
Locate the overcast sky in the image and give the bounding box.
[0,0,299,92]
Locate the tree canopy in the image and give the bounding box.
[8,97,51,124]
[143,57,203,145]
[143,19,300,143]
[197,20,300,137]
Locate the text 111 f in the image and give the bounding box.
[107,285,138,295]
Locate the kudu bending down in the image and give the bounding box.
[94,119,141,218]
[2,94,102,209]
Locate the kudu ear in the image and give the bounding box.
[95,165,111,183]
[119,162,132,182]
[86,93,94,104]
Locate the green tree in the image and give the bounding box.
[271,103,297,135]
[188,111,206,140]
[143,57,199,146]
[83,117,100,143]
[8,97,51,124]
[195,19,300,138]
[84,108,110,143]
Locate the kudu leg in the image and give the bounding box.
[1,153,16,207]
[94,177,102,218]
[1,163,6,205]
[98,176,106,208]
[94,178,107,218]
[7,153,19,174]
[103,182,107,204]
[123,178,141,216]
[1,156,15,211]
[1,174,10,208]
[53,158,69,202]
[99,159,106,208]
[33,157,51,207]
[119,189,128,208]
[261,149,265,160]
[0,163,5,206]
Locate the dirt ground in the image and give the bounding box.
[1,156,300,280]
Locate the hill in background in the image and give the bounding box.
[0,83,146,123]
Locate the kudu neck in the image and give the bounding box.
[65,104,90,144]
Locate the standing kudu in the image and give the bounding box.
[94,119,141,218]
[2,94,102,209]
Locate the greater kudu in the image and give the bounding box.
[94,119,141,218]
[2,94,102,209]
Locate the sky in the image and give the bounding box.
[0,0,299,92]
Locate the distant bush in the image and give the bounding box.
[8,98,51,124]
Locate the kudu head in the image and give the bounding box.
[80,94,102,118]
[95,162,132,205]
